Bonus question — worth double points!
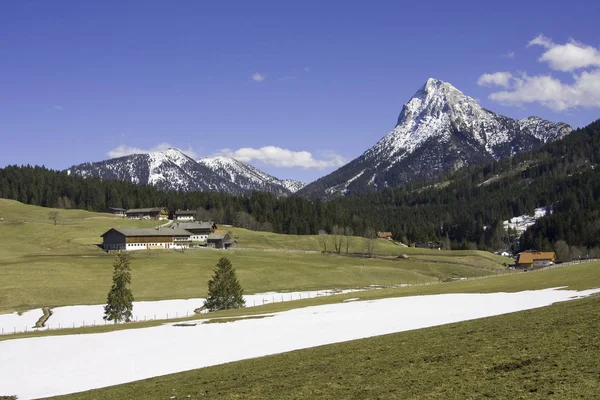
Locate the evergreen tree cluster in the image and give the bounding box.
[1,120,599,253]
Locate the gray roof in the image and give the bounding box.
[175,209,196,215]
[107,207,126,212]
[207,232,228,240]
[102,227,191,237]
[175,221,214,230]
[125,207,165,214]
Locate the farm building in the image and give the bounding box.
[125,207,168,220]
[174,209,196,221]
[101,227,191,251]
[172,221,217,242]
[414,242,441,250]
[207,232,237,249]
[377,232,393,240]
[516,251,556,269]
[105,207,126,216]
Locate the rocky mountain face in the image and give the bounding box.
[67,149,304,195]
[196,156,305,195]
[298,78,572,198]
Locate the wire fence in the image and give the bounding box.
[1,259,598,336]
[0,288,370,336]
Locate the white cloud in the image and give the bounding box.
[107,143,198,159]
[504,51,515,58]
[216,146,345,169]
[528,35,600,71]
[252,72,265,82]
[477,72,514,88]
[488,70,600,111]
[528,34,555,49]
[304,67,310,72]
[53,105,64,110]
[480,34,600,111]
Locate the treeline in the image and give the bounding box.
[1,120,599,253]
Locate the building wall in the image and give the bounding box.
[533,260,553,268]
[102,230,127,249]
[190,234,208,241]
[125,236,175,244]
[175,215,195,221]
[122,242,190,251]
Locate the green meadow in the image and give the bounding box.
[0,198,512,314]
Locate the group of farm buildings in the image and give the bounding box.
[101,208,236,251]
[101,208,557,266]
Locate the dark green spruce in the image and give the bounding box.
[203,257,245,312]
[104,252,134,323]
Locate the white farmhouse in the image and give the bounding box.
[174,209,196,221]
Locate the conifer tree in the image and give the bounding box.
[203,257,245,311]
[104,252,134,323]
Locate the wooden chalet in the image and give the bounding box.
[105,207,126,216]
[125,207,168,220]
[377,232,393,240]
[207,231,237,249]
[173,221,217,242]
[516,251,556,269]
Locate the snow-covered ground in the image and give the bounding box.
[1,287,598,400]
[503,206,551,234]
[0,289,363,334]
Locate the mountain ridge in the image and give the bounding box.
[298,78,572,198]
[67,150,305,195]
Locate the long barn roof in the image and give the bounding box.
[101,228,191,237]
[125,207,165,214]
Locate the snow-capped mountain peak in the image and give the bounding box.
[67,150,301,196]
[299,78,572,198]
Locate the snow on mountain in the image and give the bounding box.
[196,156,295,195]
[68,150,296,195]
[503,207,552,235]
[299,78,572,198]
[280,179,306,193]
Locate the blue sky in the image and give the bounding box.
[2,1,599,182]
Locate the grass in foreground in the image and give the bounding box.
[51,293,600,399]
[3,261,599,342]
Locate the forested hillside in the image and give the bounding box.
[1,120,599,254]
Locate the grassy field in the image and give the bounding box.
[0,199,511,314]
[48,290,600,399]
[3,261,599,342]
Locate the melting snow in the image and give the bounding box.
[1,288,599,399]
[503,207,551,234]
[0,290,362,334]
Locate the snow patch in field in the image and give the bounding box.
[1,287,599,400]
[0,289,364,334]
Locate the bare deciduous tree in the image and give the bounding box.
[49,211,59,226]
[344,226,354,254]
[319,231,329,253]
[332,225,345,254]
[363,227,376,257]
